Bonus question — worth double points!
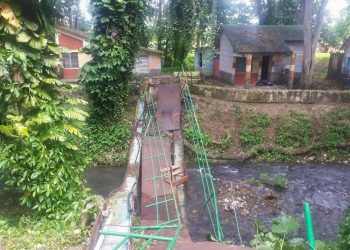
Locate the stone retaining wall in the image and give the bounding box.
[189,84,350,104]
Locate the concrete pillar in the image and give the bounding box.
[245,54,252,86]
[232,57,236,85]
[288,54,296,89]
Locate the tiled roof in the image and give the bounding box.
[57,26,89,40]
[220,25,304,53]
[140,47,164,54]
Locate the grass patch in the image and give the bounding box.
[316,52,330,63]
[0,189,87,250]
[184,127,213,148]
[259,173,289,190]
[322,108,350,146]
[236,109,271,149]
[258,151,296,163]
[276,111,312,148]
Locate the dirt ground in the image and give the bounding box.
[191,94,350,163]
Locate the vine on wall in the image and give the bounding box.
[81,0,146,119]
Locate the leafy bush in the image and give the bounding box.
[238,111,271,149]
[0,188,97,249]
[0,1,90,219]
[184,127,213,148]
[336,207,350,250]
[276,111,312,148]
[260,173,289,190]
[81,119,132,167]
[81,0,145,119]
[251,214,304,249]
[322,109,350,146]
[252,214,327,250]
[183,53,195,71]
[259,151,296,163]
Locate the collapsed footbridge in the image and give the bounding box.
[89,75,250,250]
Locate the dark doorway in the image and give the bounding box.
[261,56,270,80]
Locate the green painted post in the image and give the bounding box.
[304,202,315,250]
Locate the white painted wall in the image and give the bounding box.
[133,56,150,74]
[219,33,233,75]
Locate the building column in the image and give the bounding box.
[245,54,252,86]
[288,54,296,89]
[232,57,236,85]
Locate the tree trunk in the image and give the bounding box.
[310,0,329,81]
[156,0,163,50]
[302,0,329,88]
[302,0,312,87]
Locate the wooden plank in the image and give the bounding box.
[160,165,181,173]
[169,175,189,187]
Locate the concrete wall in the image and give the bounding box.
[133,52,162,76]
[195,48,214,77]
[219,34,233,83]
[189,84,350,104]
[148,53,162,76]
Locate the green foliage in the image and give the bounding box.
[336,207,350,250]
[251,214,304,250]
[260,173,289,190]
[238,110,271,149]
[81,0,145,119]
[322,109,350,146]
[259,151,296,163]
[0,1,90,218]
[252,214,329,250]
[0,189,97,249]
[276,112,312,148]
[169,0,195,66]
[253,0,300,25]
[183,53,195,71]
[219,135,232,153]
[184,127,213,148]
[321,4,350,49]
[81,119,132,167]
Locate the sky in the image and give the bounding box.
[80,0,349,22]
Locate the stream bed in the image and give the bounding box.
[84,167,126,197]
[184,163,350,245]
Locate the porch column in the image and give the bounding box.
[232,57,236,85]
[288,54,296,89]
[245,54,252,86]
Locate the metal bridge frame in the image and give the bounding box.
[99,75,224,249]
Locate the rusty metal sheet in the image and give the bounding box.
[156,83,181,131]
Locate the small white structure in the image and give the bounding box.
[133,48,163,76]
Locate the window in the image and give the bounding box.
[199,52,203,67]
[62,53,79,68]
[236,57,246,73]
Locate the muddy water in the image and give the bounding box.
[184,164,350,245]
[84,167,126,197]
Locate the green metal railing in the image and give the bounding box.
[100,75,225,249]
[181,78,224,241]
[99,92,181,250]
